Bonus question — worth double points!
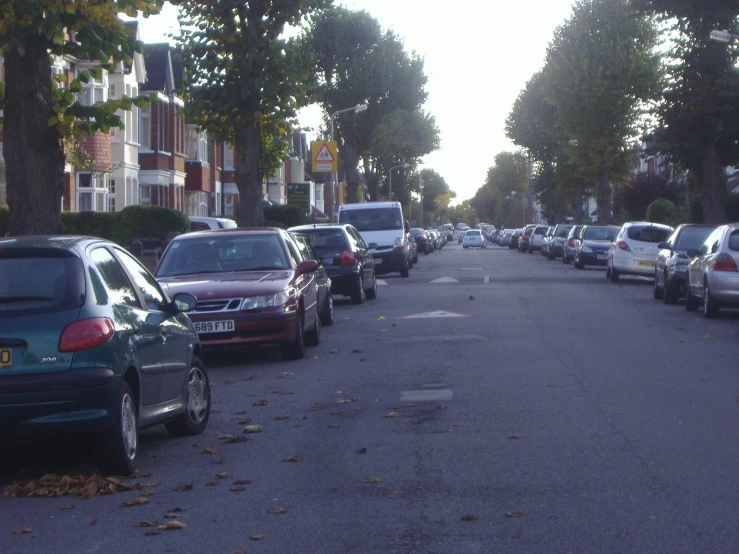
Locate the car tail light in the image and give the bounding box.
[617,240,631,252]
[568,238,575,247]
[340,250,356,265]
[59,318,115,352]
[714,253,738,272]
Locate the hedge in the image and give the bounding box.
[645,198,678,226]
[263,204,306,227]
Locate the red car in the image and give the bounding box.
[155,228,321,360]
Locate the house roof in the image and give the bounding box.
[141,43,174,92]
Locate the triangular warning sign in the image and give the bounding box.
[315,144,335,162]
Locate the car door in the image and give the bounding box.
[292,235,329,312]
[347,227,375,285]
[283,232,318,323]
[89,246,163,407]
[689,229,721,297]
[113,247,190,403]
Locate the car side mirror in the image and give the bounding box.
[296,260,319,276]
[368,242,379,250]
[172,292,197,313]
[686,249,698,259]
[657,242,671,250]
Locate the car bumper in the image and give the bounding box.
[613,253,656,275]
[190,309,298,347]
[707,272,739,305]
[372,249,407,274]
[550,244,564,256]
[325,266,360,295]
[463,240,484,247]
[0,368,118,436]
[579,251,609,266]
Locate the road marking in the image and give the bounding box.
[400,389,453,402]
[376,279,388,286]
[383,335,484,343]
[484,275,490,284]
[460,268,483,271]
[430,277,459,283]
[397,311,468,319]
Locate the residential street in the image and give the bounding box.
[1,242,737,554]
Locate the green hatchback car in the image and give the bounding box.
[0,236,210,475]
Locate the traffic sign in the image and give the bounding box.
[311,141,337,173]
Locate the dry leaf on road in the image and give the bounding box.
[363,477,383,483]
[158,521,187,530]
[356,448,368,454]
[89,519,97,526]
[206,481,220,487]
[200,447,218,454]
[267,507,287,514]
[173,484,193,492]
[143,530,160,536]
[505,511,526,518]
[168,506,186,512]
[328,424,341,429]
[229,486,246,492]
[461,514,479,521]
[132,521,159,528]
[351,349,364,354]
[253,400,268,407]
[215,473,229,479]
[508,434,522,439]
[120,497,149,507]
[274,415,291,421]
[282,455,303,462]
[11,528,32,534]
[232,479,252,485]
[329,348,340,354]
[58,505,74,510]
[381,412,400,418]
[250,534,265,540]
[243,425,263,433]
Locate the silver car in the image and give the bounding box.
[685,223,739,317]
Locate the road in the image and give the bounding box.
[1,241,737,554]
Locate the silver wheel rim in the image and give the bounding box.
[121,392,137,461]
[703,283,709,314]
[186,366,209,424]
[328,294,334,319]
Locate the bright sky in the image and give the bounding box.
[135,1,578,204]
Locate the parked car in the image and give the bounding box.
[541,226,554,256]
[527,224,548,253]
[288,224,378,305]
[685,223,739,317]
[563,225,585,264]
[606,222,674,282]
[575,225,620,269]
[189,216,238,231]
[457,230,467,244]
[155,228,321,360]
[410,228,431,254]
[653,224,716,304]
[407,230,419,265]
[0,236,208,476]
[462,229,486,248]
[290,233,335,325]
[509,229,523,249]
[548,224,573,260]
[498,229,512,246]
[518,224,536,252]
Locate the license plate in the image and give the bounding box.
[194,320,235,334]
[637,261,655,267]
[0,348,11,368]
[322,258,334,266]
[597,255,608,260]
[374,258,382,264]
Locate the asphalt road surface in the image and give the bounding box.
[1,241,737,554]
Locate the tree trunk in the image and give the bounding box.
[702,142,727,224]
[341,127,361,203]
[596,168,612,225]
[235,124,264,227]
[572,182,584,224]
[4,45,65,236]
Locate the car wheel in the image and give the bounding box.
[320,293,335,326]
[575,256,584,269]
[400,261,410,278]
[165,357,210,436]
[97,381,137,476]
[305,308,321,346]
[653,273,664,300]
[606,264,611,278]
[685,282,700,311]
[352,274,366,304]
[563,253,570,265]
[408,256,414,270]
[609,265,620,282]
[424,246,429,255]
[663,273,678,305]
[281,311,305,360]
[365,271,378,300]
[703,280,719,318]
[413,252,419,263]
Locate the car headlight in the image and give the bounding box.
[580,246,594,253]
[241,290,289,311]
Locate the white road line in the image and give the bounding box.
[484,275,490,284]
[400,389,453,402]
[430,277,459,283]
[376,279,388,286]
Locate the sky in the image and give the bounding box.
[135,1,578,204]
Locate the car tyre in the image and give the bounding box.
[400,261,410,278]
[413,252,419,263]
[305,308,321,346]
[609,265,620,282]
[320,293,334,326]
[685,283,700,311]
[563,253,570,265]
[352,274,366,304]
[703,280,719,318]
[575,256,584,269]
[281,312,305,360]
[365,272,378,300]
[653,273,664,300]
[97,381,137,476]
[165,357,210,436]
[663,273,678,305]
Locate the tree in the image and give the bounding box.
[306,7,434,202]
[545,0,663,224]
[634,0,739,223]
[175,0,331,227]
[418,169,454,224]
[619,171,685,221]
[0,0,162,235]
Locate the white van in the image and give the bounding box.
[338,202,411,278]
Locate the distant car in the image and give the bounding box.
[653,224,716,303]
[548,224,573,260]
[462,229,485,248]
[563,225,585,264]
[607,222,674,282]
[528,224,548,253]
[410,228,431,254]
[188,216,238,231]
[290,232,335,325]
[458,230,467,244]
[685,223,739,317]
[510,229,523,249]
[156,228,321,360]
[518,224,536,252]
[541,226,554,256]
[0,236,208,476]
[575,225,620,269]
[498,229,513,246]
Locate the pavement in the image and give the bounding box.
[1,241,737,553]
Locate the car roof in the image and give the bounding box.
[0,235,109,250]
[339,201,401,211]
[171,228,283,241]
[289,224,350,231]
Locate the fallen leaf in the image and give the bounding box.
[232,410,247,415]
[206,481,220,487]
[143,530,160,536]
[388,490,405,495]
[140,490,156,497]
[363,477,383,483]
[282,455,303,462]
[299,415,310,420]
[391,323,397,327]
[378,316,386,320]
[11,528,32,534]
[89,519,97,526]
[356,448,368,454]
[328,424,341,429]
[229,486,246,492]
[381,412,400,418]
[209,383,215,387]
[120,497,149,507]
[704,334,712,339]
[58,505,74,510]
[329,348,340,354]
[337,398,360,404]
[158,521,187,530]
[508,434,522,439]
[132,521,159,528]
[329,411,344,416]
[243,375,257,381]
[308,355,319,360]
[211,459,226,465]
[505,511,526,518]
[232,479,251,485]
[224,380,233,385]
[215,473,229,480]
[351,349,364,354]
[267,507,287,514]
[222,435,249,444]
[274,415,291,421]
[164,513,180,519]
[250,534,265,541]
[277,372,293,379]
[393,404,417,409]
[243,425,263,433]
[253,400,268,407]
[167,507,186,513]
[461,514,479,521]
[436,404,449,410]
[201,447,218,454]
[173,484,193,492]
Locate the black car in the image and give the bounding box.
[548,224,573,260]
[509,229,523,249]
[291,233,335,325]
[574,225,620,269]
[653,224,716,304]
[410,228,431,255]
[288,224,377,305]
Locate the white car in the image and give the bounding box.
[189,216,237,231]
[607,222,673,281]
[462,229,485,248]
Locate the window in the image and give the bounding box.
[114,248,166,310]
[185,126,209,163]
[90,248,139,308]
[140,184,151,205]
[158,102,169,152]
[283,234,303,267]
[224,146,234,169]
[139,106,151,149]
[186,191,209,217]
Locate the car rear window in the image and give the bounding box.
[533,227,546,235]
[626,225,672,243]
[293,229,349,249]
[467,230,481,236]
[339,208,403,231]
[728,230,739,251]
[0,249,85,315]
[583,227,618,241]
[674,227,715,251]
[555,226,572,237]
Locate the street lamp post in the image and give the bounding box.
[330,103,368,222]
[419,182,424,228]
[388,163,410,201]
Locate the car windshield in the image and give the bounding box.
[0,250,85,315]
[291,229,348,249]
[156,234,289,277]
[555,226,573,237]
[410,229,425,237]
[583,227,618,241]
[674,227,715,251]
[339,208,402,231]
[467,230,480,236]
[626,225,672,243]
[534,227,546,235]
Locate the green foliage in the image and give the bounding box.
[61,211,119,241]
[114,205,190,244]
[417,169,455,223]
[619,172,685,220]
[263,204,306,228]
[646,198,678,225]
